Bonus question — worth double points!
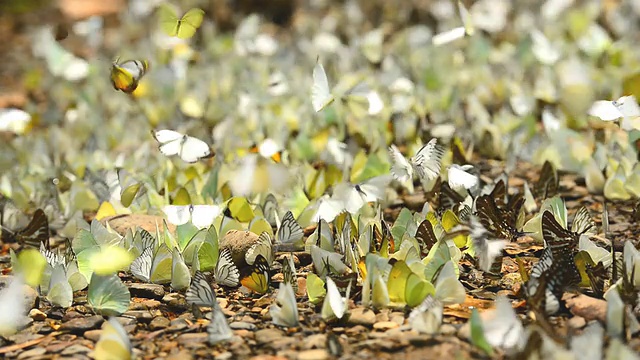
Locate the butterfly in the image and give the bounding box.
[214,249,240,287]
[246,232,275,267]
[475,195,524,241]
[240,254,270,294]
[0,276,30,336]
[415,219,437,257]
[478,296,525,355]
[447,164,479,193]
[186,271,216,307]
[130,244,172,284]
[570,206,597,236]
[534,161,559,199]
[162,204,222,229]
[152,130,212,163]
[87,273,130,316]
[110,59,149,94]
[282,254,298,293]
[157,4,205,39]
[270,282,300,327]
[311,59,335,112]
[408,295,443,335]
[184,271,233,344]
[321,277,351,320]
[1,209,50,249]
[388,139,444,184]
[432,0,474,46]
[249,138,283,163]
[468,215,508,273]
[275,211,304,245]
[94,317,132,360]
[588,95,640,131]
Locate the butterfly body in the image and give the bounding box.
[110,59,149,94]
[158,5,205,39]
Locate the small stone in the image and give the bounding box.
[21,284,38,310]
[163,293,185,307]
[60,344,92,356]
[142,300,161,309]
[215,352,233,360]
[234,329,253,339]
[440,324,457,336]
[60,315,104,334]
[62,311,83,322]
[297,349,329,360]
[129,283,165,300]
[29,309,47,321]
[177,333,208,345]
[375,312,389,322]
[390,315,405,326]
[347,308,376,327]
[255,328,285,344]
[149,316,170,330]
[229,321,256,330]
[84,329,102,342]
[166,350,194,360]
[169,318,189,331]
[345,325,367,335]
[301,334,327,350]
[373,321,399,331]
[17,347,46,359]
[123,310,154,323]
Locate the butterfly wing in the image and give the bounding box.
[311,61,334,112]
[208,301,233,344]
[276,211,303,244]
[245,232,274,266]
[153,130,184,157]
[176,8,205,39]
[214,249,240,287]
[162,205,192,226]
[110,64,136,93]
[411,139,444,182]
[447,165,478,191]
[588,100,623,121]
[570,206,596,236]
[178,136,211,163]
[186,271,215,307]
[241,254,270,294]
[130,246,152,282]
[16,209,49,249]
[388,145,412,183]
[157,3,180,37]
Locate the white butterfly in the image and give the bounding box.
[588,96,640,131]
[312,195,347,223]
[129,244,172,284]
[186,271,216,307]
[321,277,351,320]
[447,164,478,192]
[208,300,233,345]
[275,211,304,245]
[408,295,443,335]
[270,282,300,327]
[153,130,212,163]
[162,204,222,229]
[171,247,191,291]
[432,1,474,46]
[468,216,508,272]
[480,296,525,354]
[389,139,444,184]
[246,232,275,266]
[310,245,349,277]
[311,59,335,112]
[214,249,240,287]
[94,317,132,360]
[331,174,392,215]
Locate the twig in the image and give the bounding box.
[0,331,60,354]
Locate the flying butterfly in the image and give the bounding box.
[388,139,444,184]
[157,4,205,39]
[110,59,149,94]
[152,130,212,163]
[240,254,270,294]
[311,58,335,112]
[1,209,50,249]
[214,249,240,287]
[468,215,508,273]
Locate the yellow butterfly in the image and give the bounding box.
[110,59,149,94]
[240,254,270,294]
[157,4,205,39]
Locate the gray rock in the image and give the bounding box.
[17,347,46,359]
[177,333,208,345]
[169,318,189,332]
[229,321,256,330]
[60,344,92,356]
[129,283,165,300]
[255,328,285,344]
[123,310,154,323]
[301,334,327,349]
[162,292,185,307]
[60,315,104,334]
[83,329,101,342]
[149,316,170,330]
[297,349,329,360]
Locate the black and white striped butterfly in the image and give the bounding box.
[534,160,558,199]
[1,208,50,249]
[389,139,444,184]
[214,249,240,287]
[275,211,303,245]
[184,271,233,344]
[475,194,524,242]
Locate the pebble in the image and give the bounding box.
[123,310,155,323]
[83,329,101,342]
[169,318,189,331]
[129,283,166,300]
[17,347,46,359]
[142,300,162,309]
[166,350,194,360]
[373,321,399,331]
[60,344,91,356]
[255,328,285,344]
[347,308,376,327]
[230,321,257,330]
[149,316,170,330]
[215,352,234,360]
[163,293,185,307]
[177,333,208,345]
[60,315,104,333]
[301,334,326,349]
[29,309,47,321]
[297,349,329,360]
[440,324,457,336]
[22,284,39,310]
